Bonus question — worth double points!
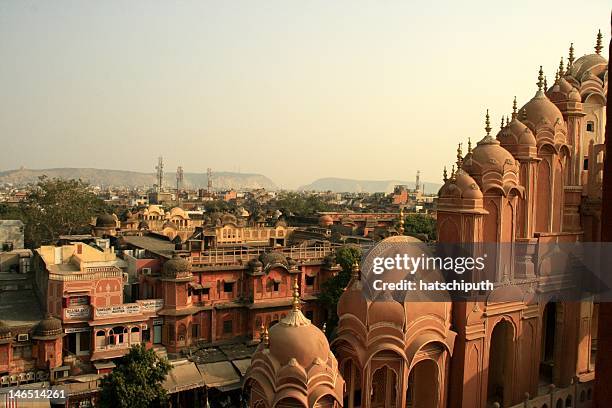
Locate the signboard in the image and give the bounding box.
[64,306,91,320]
[138,299,163,313]
[67,296,89,307]
[64,327,91,334]
[94,303,141,319]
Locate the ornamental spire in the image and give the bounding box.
[568,43,575,70]
[512,96,517,119]
[451,165,456,181]
[558,57,565,78]
[398,207,405,235]
[485,109,492,136]
[443,166,448,182]
[537,66,545,91]
[467,137,472,153]
[500,116,505,130]
[351,260,360,280]
[291,276,301,311]
[595,30,603,54]
[456,142,463,169]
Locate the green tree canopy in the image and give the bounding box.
[15,176,107,247]
[318,245,362,335]
[273,192,335,216]
[403,213,437,240]
[98,344,171,408]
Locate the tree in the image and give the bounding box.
[17,176,107,247]
[403,213,437,240]
[98,344,171,408]
[318,245,362,335]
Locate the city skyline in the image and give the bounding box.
[0,0,609,188]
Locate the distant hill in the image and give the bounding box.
[298,177,441,194]
[0,168,277,190]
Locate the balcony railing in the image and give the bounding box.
[190,244,334,266]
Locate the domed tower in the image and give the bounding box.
[244,277,344,408]
[332,239,455,408]
[158,253,194,353]
[32,314,64,370]
[519,68,570,234]
[498,98,539,238]
[93,213,118,237]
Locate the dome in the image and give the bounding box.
[162,254,192,279]
[319,214,334,227]
[168,207,189,219]
[0,321,11,340]
[518,90,564,131]
[367,291,404,328]
[34,314,62,339]
[268,287,330,368]
[499,117,537,148]
[547,77,581,103]
[438,169,483,201]
[145,205,164,216]
[569,53,607,81]
[466,135,517,176]
[96,213,116,228]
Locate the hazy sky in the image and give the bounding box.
[0,1,609,188]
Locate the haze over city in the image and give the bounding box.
[0,0,609,188]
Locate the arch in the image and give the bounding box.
[371,365,398,408]
[178,324,187,342]
[487,319,515,407]
[276,397,308,408]
[540,302,557,384]
[484,200,499,243]
[341,358,362,408]
[406,359,439,408]
[130,326,140,343]
[535,158,552,233]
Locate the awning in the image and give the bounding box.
[163,361,205,394]
[271,277,282,284]
[223,278,237,284]
[189,282,203,290]
[197,361,240,388]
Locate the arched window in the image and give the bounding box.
[130,327,140,344]
[95,330,106,349]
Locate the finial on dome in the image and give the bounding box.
[500,116,505,130]
[506,115,510,126]
[512,96,517,119]
[467,137,472,153]
[537,66,545,91]
[398,207,405,235]
[568,43,575,69]
[450,164,456,181]
[595,30,603,54]
[543,74,548,90]
[456,143,463,168]
[259,322,265,343]
[291,276,301,311]
[485,109,491,136]
[558,57,565,78]
[443,166,448,182]
[351,260,360,279]
[554,69,559,83]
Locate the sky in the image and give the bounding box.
[0,1,609,189]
